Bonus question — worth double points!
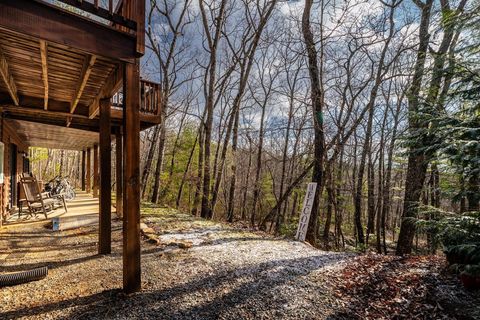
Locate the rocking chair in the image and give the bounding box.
[20,176,67,219]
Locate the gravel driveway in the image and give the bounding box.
[0,207,353,319]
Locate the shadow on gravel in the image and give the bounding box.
[0,225,167,273]
[0,245,168,273]
[2,254,348,320]
[1,254,104,273]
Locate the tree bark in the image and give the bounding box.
[199,0,228,219]
[150,124,167,203]
[176,131,199,209]
[226,107,240,222]
[396,0,433,254]
[141,126,159,199]
[302,0,326,245]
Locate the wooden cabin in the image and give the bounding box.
[0,0,156,293]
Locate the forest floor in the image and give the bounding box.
[1,204,479,319]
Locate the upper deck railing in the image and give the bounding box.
[45,0,134,29]
[43,0,145,56]
[112,79,162,119]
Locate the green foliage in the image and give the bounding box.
[279,216,299,238]
[29,148,49,162]
[354,242,368,253]
[445,244,480,265]
[417,208,480,280]
[463,263,480,277]
[400,1,480,210]
[416,208,480,248]
[157,123,200,206]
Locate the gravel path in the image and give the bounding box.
[1,207,354,319]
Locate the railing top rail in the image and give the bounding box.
[43,0,136,31]
[140,79,161,86]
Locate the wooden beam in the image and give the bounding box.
[0,104,89,120]
[81,150,86,191]
[123,61,141,294]
[93,144,99,198]
[86,148,91,194]
[0,0,137,61]
[2,112,101,134]
[39,40,49,110]
[116,129,123,218]
[0,46,19,106]
[71,54,96,114]
[0,93,90,115]
[99,98,111,254]
[89,64,123,119]
[111,108,161,124]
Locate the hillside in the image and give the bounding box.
[1,206,479,319]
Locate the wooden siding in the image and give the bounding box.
[1,120,29,223]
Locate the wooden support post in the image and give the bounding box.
[86,148,91,194]
[81,150,86,191]
[93,144,99,198]
[123,61,141,293]
[99,98,112,254]
[116,129,123,218]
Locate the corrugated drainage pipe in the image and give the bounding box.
[0,266,48,287]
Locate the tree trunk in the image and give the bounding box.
[397,0,447,255]
[199,0,228,219]
[334,148,345,249]
[241,135,253,221]
[275,93,295,233]
[176,132,199,209]
[160,110,188,201]
[141,126,160,199]
[353,0,398,246]
[366,153,376,245]
[192,120,205,216]
[151,124,167,203]
[251,100,267,227]
[467,173,480,211]
[59,150,65,176]
[211,107,237,216]
[260,161,315,229]
[323,167,335,248]
[226,107,240,222]
[302,0,326,246]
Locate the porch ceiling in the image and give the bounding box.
[0,26,159,132]
[7,119,99,151]
[0,21,129,133]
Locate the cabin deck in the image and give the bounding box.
[0,0,146,292]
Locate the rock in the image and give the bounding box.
[177,240,193,249]
[142,227,156,234]
[147,237,161,245]
[166,240,193,249]
[140,222,156,235]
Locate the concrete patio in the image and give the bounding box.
[3,191,116,229]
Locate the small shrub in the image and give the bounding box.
[280,217,299,238]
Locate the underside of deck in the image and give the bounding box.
[0,26,160,132]
[0,0,160,133]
